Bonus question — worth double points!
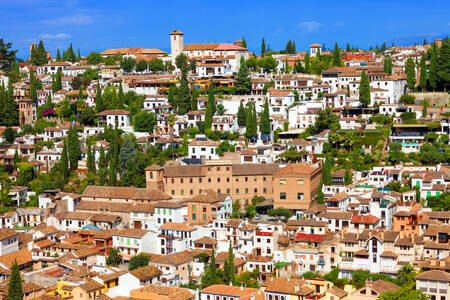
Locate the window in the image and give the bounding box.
[245,188,248,194]
[192,213,196,220]
[297,180,304,185]
[280,192,286,200]
[297,193,304,200]
[236,189,239,194]
[280,179,286,185]
[208,178,211,183]
[192,205,196,212]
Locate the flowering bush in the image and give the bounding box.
[41,108,55,116]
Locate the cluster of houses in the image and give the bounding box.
[0,31,448,300]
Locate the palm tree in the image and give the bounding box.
[397,263,416,285]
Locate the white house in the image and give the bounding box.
[96,109,131,129]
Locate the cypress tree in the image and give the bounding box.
[260,99,271,142]
[204,82,215,130]
[118,82,125,109]
[406,57,416,90]
[56,49,61,62]
[346,43,351,52]
[429,43,438,91]
[384,55,392,75]
[167,86,176,110]
[344,168,352,185]
[191,88,198,111]
[77,48,81,61]
[96,83,103,113]
[237,101,246,127]
[227,241,235,284]
[209,247,217,284]
[304,53,311,73]
[119,136,135,180]
[332,42,341,67]
[235,61,251,95]
[36,40,47,65]
[55,68,62,92]
[7,260,22,300]
[87,141,96,174]
[251,104,257,139]
[29,70,37,103]
[261,38,266,57]
[292,41,296,53]
[242,37,247,48]
[98,145,106,186]
[358,70,370,107]
[3,78,18,126]
[437,37,450,92]
[30,46,38,66]
[60,139,69,181]
[317,180,324,204]
[419,53,427,91]
[109,127,119,186]
[67,127,81,171]
[177,67,191,114]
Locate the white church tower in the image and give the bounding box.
[170,30,184,60]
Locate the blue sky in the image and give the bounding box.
[1,0,449,59]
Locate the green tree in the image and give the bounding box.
[429,43,438,91]
[332,42,342,67]
[7,260,22,300]
[136,60,147,72]
[201,247,217,288]
[67,127,81,171]
[177,67,191,114]
[191,88,198,111]
[237,101,246,127]
[106,248,121,266]
[148,58,165,72]
[86,51,103,65]
[260,99,271,142]
[261,38,266,57]
[77,48,82,61]
[358,70,370,107]
[128,253,149,271]
[437,37,450,92]
[422,100,428,118]
[419,53,427,91]
[235,60,251,95]
[54,68,62,92]
[175,53,188,69]
[384,55,392,75]
[396,263,416,285]
[204,82,216,130]
[60,139,69,181]
[245,103,257,142]
[121,57,136,73]
[317,180,324,204]
[0,39,17,73]
[29,69,37,103]
[304,52,311,73]
[406,57,416,90]
[242,37,247,48]
[344,167,352,185]
[225,241,235,284]
[119,136,136,180]
[3,127,16,144]
[87,141,96,175]
[95,83,103,113]
[133,110,156,132]
[56,49,61,62]
[17,163,34,187]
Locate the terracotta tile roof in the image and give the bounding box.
[96,109,130,116]
[89,213,121,223]
[132,285,194,300]
[82,186,171,201]
[368,280,400,294]
[263,277,314,296]
[286,219,326,227]
[380,250,397,257]
[0,228,18,240]
[101,48,166,55]
[416,270,450,281]
[201,284,259,297]
[0,248,33,268]
[163,165,203,177]
[76,201,134,213]
[274,164,320,177]
[150,250,192,266]
[113,228,151,238]
[319,211,352,220]
[78,279,103,292]
[160,222,196,231]
[351,214,379,224]
[194,237,217,245]
[327,285,348,298]
[130,265,162,280]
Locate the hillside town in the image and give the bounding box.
[0,27,449,300]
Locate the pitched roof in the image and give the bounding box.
[0,228,18,240]
[82,186,171,201]
[274,164,321,177]
[150,251,192,266]
[113,228,151,238]
[130,265,162,280]
[368,280,400,294]
[416,270,450,281]
[263,277,314,296]
[0,248,33,268]
[160,222,196,231]
[201,284,259,297]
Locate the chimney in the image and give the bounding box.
[250,293,255,300]
[295,283,299,292]
[240,284,244,290]
[229,282,232,286]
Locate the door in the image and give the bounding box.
[133,221,142,229]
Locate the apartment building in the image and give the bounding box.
[146,163,280,201]
[273,164,322,211]
[416,270,450,300]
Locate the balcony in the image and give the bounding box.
[342,257,354,262]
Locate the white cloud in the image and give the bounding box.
[43,14,93,25]
[39,33,71,39]
[298,21,322,32]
